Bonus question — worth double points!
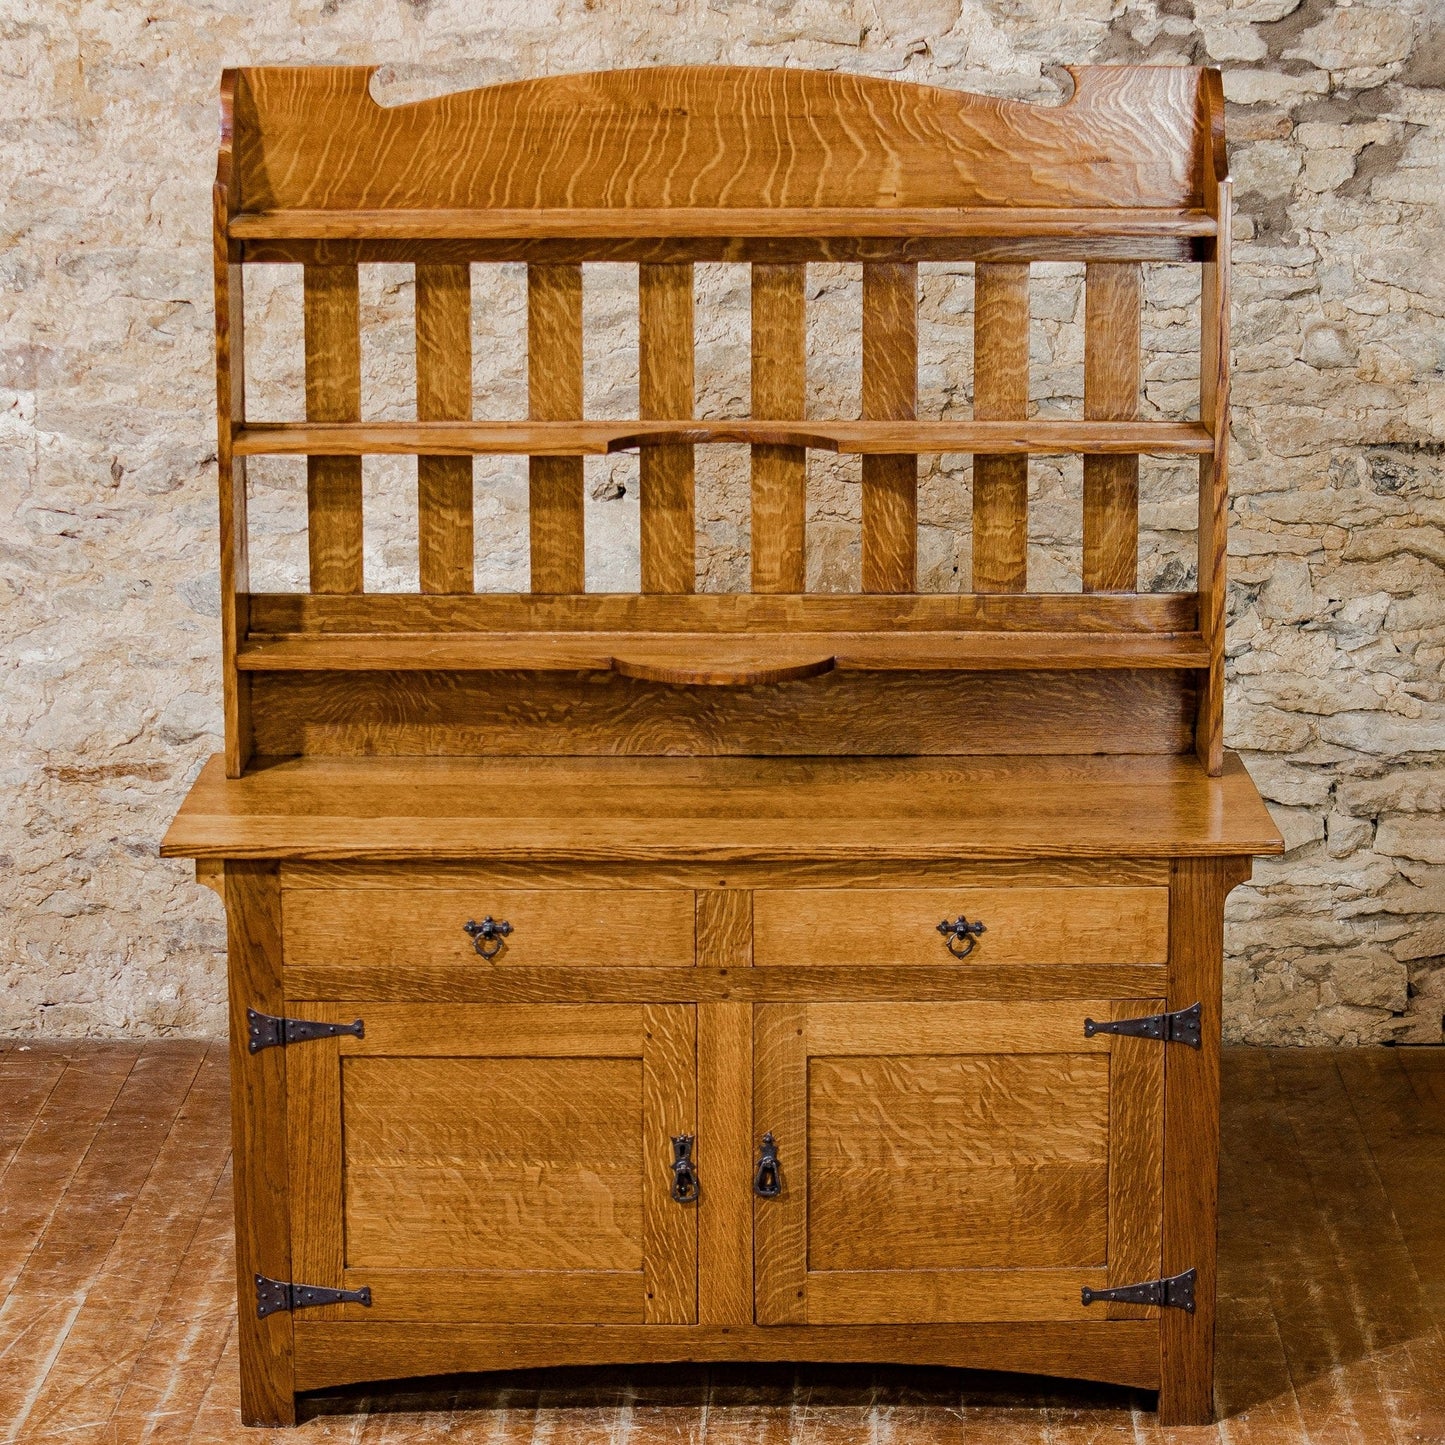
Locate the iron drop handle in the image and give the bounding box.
[753,1132,782,1198]
[670,1135,699,1203]
[463,916,513,958]
[937,915,986,958]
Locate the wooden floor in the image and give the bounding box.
[0,1041,1441,1443]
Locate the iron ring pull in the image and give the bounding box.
[670,1135,699,1203]
[753,1132,782,1198]
[462,916,513,959]
[937,915,986,959]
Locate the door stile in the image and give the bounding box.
[754,1004,808,1324]
[285,1020,346,1320]
[643,1003,698,1323]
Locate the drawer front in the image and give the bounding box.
[752,887,1169,967]
[283,889,696,969]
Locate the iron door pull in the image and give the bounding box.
[670,1135,699,1203]
[937,915,987,958]
[753,1132,782,1198]
[463,916,513,958]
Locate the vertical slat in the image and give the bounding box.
[696,889,752,969]
[415,263,473,594]
[750,263,807,593]
[223,861,295,1427]
[639,264,696,593]
[1083,261,1141,592]
[642,1003,697,1324]
[754,1003,807,1325]
[860,262,917,592]
[284,1026,345,1320]
[528,264,586,593]
[1196,181,1232,776]
[214,178,251,777]
[303,265,364,594]
[698,1001,753,1325]
[1106,999,1165,1319]
[971,263,1031,593]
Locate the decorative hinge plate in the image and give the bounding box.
[247,1008,364,1054]
[255,1273,373,1319]
[1082,1267,1196,1313]
[1083,1001,1202,1049]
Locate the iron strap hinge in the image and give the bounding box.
[247,1007,364,1054]
[255,1274,373,1319]
[1083,1001,1202,1049]
[1082,1267,1196,1313]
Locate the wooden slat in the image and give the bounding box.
[639,264,695,593]
[971,263,1031,593]
[303,264,364,594]
[642,1003,697,1323]
[247,589,1200,635]
[284,1033,345,1320]
[415,263,474,593]
[233,206,1220,242]
[527,263,586,593]
[1082,261,1141,592]
[235,417,1215,457]
[697,1002,754,1326]
[695,889,752,969]
[860,262,917,592]
[750,263,807,592]
[754,1004,807,1324]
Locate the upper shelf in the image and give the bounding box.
[233,420,1215,458]
[228,206,1218,242]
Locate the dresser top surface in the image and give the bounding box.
[162,752,1281,863]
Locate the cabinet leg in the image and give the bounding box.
[225,861,297,1427]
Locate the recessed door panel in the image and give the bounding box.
[754,1000,1163,1325]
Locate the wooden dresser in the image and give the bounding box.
[163,64,1283,1428]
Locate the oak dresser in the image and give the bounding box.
[163,63,1284,1427]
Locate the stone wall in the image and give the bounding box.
[2,0,1440,1042]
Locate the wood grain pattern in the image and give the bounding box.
[282,887,696,969]
[752,886,1169,968]
[415,262,474,593]
[283,1032,345,1322]
[697,1001,753,1325]
[1082,262,1140,592]
[642,1003,697,1323]
[695,889,752,969]
[165,751,1282,863]
[246,667,1198,761]
[342,1267,642,1323]
[807,1268,1105,1325]
[639,263,695,593]
[302,265,364,594]
[230,66,1211,214]
[528,263,586,593]
[1105,998,1165,1320]
[283,961,1170,1005]
[246,587,1200,635]
[340,1055,643,1270]
[750,263,807,592]
[221,861,294,1426]
[861,262,918,592]
[971,263,1031,592]
[753,1004,807,1325]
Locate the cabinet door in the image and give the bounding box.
[287,1003,696,1323]
[754,1000,1162,1324]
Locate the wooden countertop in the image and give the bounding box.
[162,752,1283,863]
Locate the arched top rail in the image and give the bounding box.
[223,64,1222,220]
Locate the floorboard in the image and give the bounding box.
[0,1043,1439,1442]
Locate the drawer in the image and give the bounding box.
[282,889,696,969]
[752,887,1169,967]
